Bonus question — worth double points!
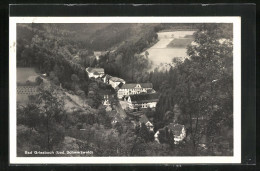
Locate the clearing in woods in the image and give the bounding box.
[141,31,196,71]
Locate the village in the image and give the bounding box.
[86,64,186,145]
[16,64,186,148]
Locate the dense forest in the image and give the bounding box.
[16,23,233,156]
[151,23,233,155]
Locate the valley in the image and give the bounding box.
[15,23,233,157]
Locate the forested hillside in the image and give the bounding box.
[17,23,162,85]
[150,23,233,155]
[16,23,162,156]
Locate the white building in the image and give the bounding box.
[109,77,126,89]
[102,94,115,107]
[139,115,154,132]
[86,67,105,79]
[126,93,159,109]
[93,51,109,61]
[93,51,102,60]
[154,123,186,144]
[103,95,110,106]
[117,83,154,99]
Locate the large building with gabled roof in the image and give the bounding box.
[117,83,154,99]
[126,93,159,109]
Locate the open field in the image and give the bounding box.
[17,67,38,83]
[17,67,39,104]
[142,31,195,71]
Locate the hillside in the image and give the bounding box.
[20,23,161,51]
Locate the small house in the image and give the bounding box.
[154,123,186,144]
[86,67,105,79]
[139,115,154,132]
[102,74,112,84]
[93,51,102,60]
[167,123,186,142]
[102,94,115,106]
[109,77,126,89]
[94,51,109,60]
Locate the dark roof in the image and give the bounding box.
[93,71,99,75]
[166,123,184,136]
[147,89,156,94]
[129,93,159,103]
[118,82,124,88]
[121,83,153,89]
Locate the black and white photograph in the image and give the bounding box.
[9,17,241,164]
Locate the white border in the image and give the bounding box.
[9,17,241,164]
